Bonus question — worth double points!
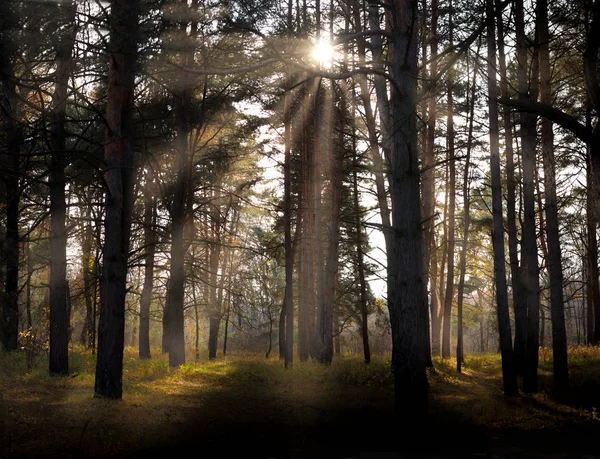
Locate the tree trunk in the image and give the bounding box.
[208,195,223,360]
[298,81,316,362]
[94,0,140,399]
[456,47,478,373]
[588,155,600,344]
[496,0,526,374]
[317,85,343,365]
[139,167,156,360]
[442,5,456,360]
[387,0,428,417]
[80,212,95,347]
[517,0,540,393]
[486,0,519,397]
[283,0,294,368]
[49,1,76,376]
[537,0,569,391]
[352,119,371,365]
[0,3,20,352]
[424,0,439,358]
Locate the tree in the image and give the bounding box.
[0,0,22,353]
[94,0,140,399]
[537,0,569,391]
[139,166,156,360]
[48,0,76,376]
[442,3,456,360]
[386,0,428,416]
[486,0,519,397]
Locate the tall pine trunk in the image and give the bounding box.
[516,0,540,394]
[486,0,519,397]
[456,48,478,373]
[94,0,140,399]
[139,167,156,360]
[387,0,428,417]
[442,5,455,360]
[0,1,20,352]
[537,0,569,391]
[496,0,526,374]
[49,1,76,376]
[425,0,440,357]
[283,0,294,368]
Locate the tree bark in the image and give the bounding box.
[588,155,600,344]
[486,0,519,397]
[139,167,156,360]
[456,47,478,373]
[496,0,526,374]
[0,1,20,353]
[49,1,76,376]
[516,0,540,394]
[424,0,439,358]
[537,0,569,391]
[442,4,456,360]
[94,0,140,399]
[387,0,428,418]
[283,0,294,368]
[352,119,371,365]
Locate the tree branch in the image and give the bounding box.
[497,97,595,146]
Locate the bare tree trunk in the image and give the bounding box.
[387,0,428,417]
[352,117,371,365]
[0,3,21,353]
[283,0,294,368]
[588,156,599,344]
[298,80,316,362]
[139,167,155,360]
[317,85,343,365]
[496,0,526,374]
[94,0,140,399]
[486,0,519,396]
[537,0,569,391]
[80,210,95,347]
[516,0,540,394]
[26,242,33,330]
[48,1,76,375]
[424,0,439,358]
[456,46,478,373]
[442,4,456,360]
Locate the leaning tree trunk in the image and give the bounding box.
[49,1,76,376]
[486,0,519,397]
[94,0,140,399]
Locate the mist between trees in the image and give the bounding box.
[1,0,600,417]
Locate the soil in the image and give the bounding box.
[1,355,599,459]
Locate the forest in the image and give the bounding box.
[1,0,600,457]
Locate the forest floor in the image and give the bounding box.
[1,346,600,459]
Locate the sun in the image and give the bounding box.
[311,39,334,67]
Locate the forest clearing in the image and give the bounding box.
[1,346,600,458]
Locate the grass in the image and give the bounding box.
[1,346,600,458]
